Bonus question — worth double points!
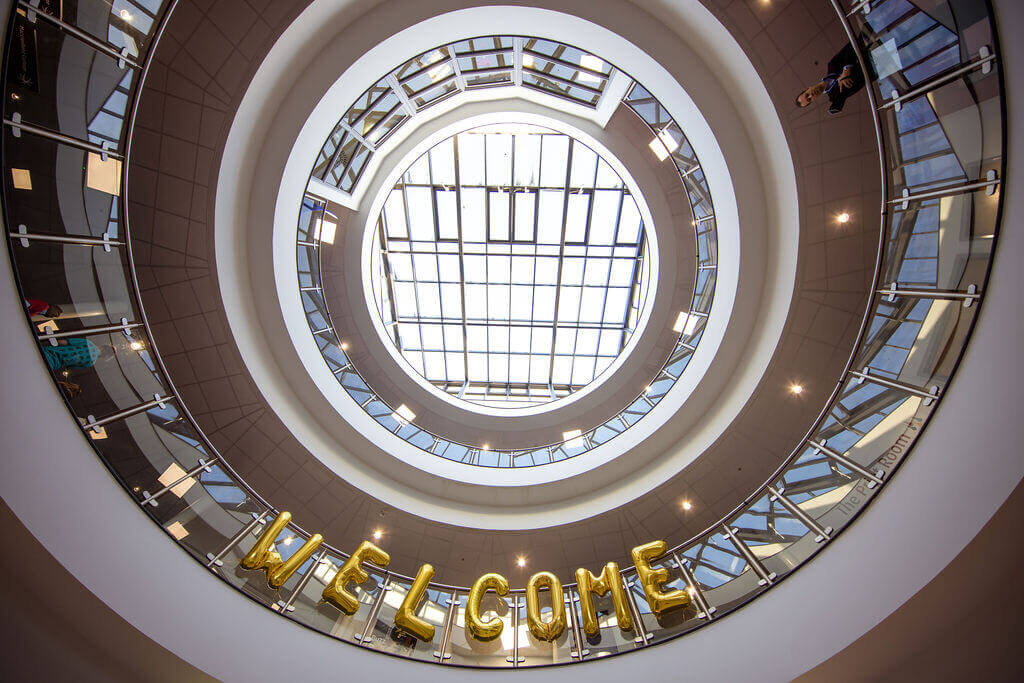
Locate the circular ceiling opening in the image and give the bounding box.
[368,123,653,410]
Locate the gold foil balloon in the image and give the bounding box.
[394,564,436,641]
[467,572,509,641]
[525,571,566,641]
[267,534,322,589]
[631,540,691,617]
[239,512,322,589]
[240,511,290,573]
[575,562,633,635]
[322,540,391,614]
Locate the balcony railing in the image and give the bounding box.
[1,0,1004,669]
[294,73,718,468]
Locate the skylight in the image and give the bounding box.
[370,124,650,408]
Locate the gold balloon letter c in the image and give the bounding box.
[467,572,509,641]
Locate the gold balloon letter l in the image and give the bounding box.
[525,571,566,642]
[394,564,436,641]
[322,540,391,614]
[575,562,633,635]
[631,540,691,618]
[467,572,509,641]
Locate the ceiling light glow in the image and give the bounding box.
[11,168,32,190]
[314,213,338,244]
[790,383,804,395]
[563,428,585,449]
[392,404,416,424]
[649,128,679,162]
[166,521,189,540]
[158,463,196,498]
[673,312,700,336]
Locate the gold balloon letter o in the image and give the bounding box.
[525,571,566,641]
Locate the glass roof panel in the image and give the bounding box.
[370,125,650,408]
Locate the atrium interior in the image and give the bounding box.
[1,0,1022,680]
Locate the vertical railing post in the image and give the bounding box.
[721,524,776,587]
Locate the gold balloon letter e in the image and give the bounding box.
[631,540,691,618]
[394,563,436,641]
[467,572,509,641]
[322,540,390,614]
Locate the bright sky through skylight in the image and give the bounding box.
[371,124,650,408]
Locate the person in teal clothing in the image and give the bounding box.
[42,338,102,371]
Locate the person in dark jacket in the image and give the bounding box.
[795,43,865,114]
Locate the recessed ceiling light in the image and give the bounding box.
[373,529,382,540]
[790,383,804,395]
[340,341,349,350]
[681,500,693,511]
[836,212,851,224]
[481,443,490,451]
[516,556,526,568]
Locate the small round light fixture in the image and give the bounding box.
[340,341,349,351]
[836,212,851,224]
[516,556,526,568]
[372,529,382,540]
[681,500,693,511]
[790,383,804,395]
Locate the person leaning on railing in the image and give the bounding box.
[795,43,866,114]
